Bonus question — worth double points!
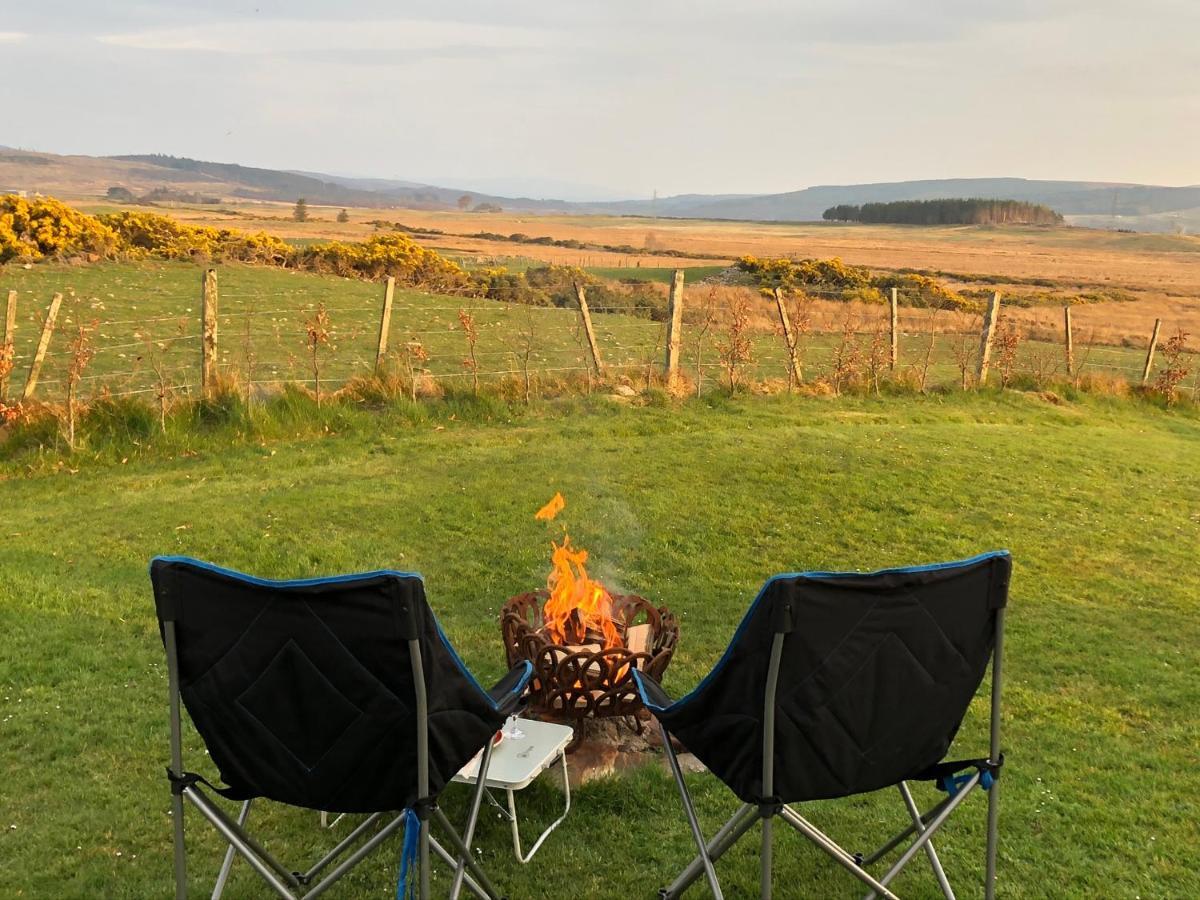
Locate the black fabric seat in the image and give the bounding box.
[633,551,1011,900]
[152,557,531,899]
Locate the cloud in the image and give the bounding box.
[0,32,30,43]
[96,18,544,55]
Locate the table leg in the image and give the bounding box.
[508,750,572,864]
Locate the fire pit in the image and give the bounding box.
[501,589,678,722]
[501,492,680,740]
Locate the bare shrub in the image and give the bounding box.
[787,291,814,384]
[865,323,888,394]
[64,321,97,449]
[398,338,430,403]
[515,309,536,404]
[139,318,189,433]
[993,320,1023,388]
[1152,329,1192,404]
[692,289,718,396]
[951,333,975,390]
[241,309,257,407]
[303,303,332,406]
[717,294,754,394]
[911,310,941,393]
[829,313,863,395]
[458,309,480,394]
[1026,345,1061,388]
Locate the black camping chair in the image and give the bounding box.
[150,557,532,899]
[633,551,1011,900]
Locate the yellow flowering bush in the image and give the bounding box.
[297,234,473,293]
[0,195,119,262]
[99,212,291,264]
[737,254,969,309]
[3,195,471,294]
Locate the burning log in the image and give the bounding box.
[510,492,679,729]
[501,590,678,722]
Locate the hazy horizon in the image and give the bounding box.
[2,1,1197,198]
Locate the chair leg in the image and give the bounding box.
[777,806,899,900]
[433,807,504,900]
[430,837,489,900]
[302,814,410,899]
[212,799,253,900]
[659,721,724,900]
[172,790,187,900]
[898,782,954,900]
[868,772,980,900]
[451,739,495,900]
[419,818,431,900]
[661,804,758,899]
[760,814,773,900]
[985,778,1000,900]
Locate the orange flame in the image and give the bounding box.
[535,494,621,649]
[535,491,565,521]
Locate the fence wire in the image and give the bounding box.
[1,274,1196,408]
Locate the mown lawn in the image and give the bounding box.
[1,391,1198,897]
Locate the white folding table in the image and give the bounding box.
[453,717,574,863]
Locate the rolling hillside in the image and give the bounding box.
[2,146,1198,232]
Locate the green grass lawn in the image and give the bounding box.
[1,391,1198,897]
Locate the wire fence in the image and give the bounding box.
[2,271,1198,410]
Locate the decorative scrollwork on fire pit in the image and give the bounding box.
[501,590,679,721]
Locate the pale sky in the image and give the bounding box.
[2,1,1197,199]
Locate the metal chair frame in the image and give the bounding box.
[657,608,1006,900]
[164,619,507,900]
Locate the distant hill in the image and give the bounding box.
[2,147,1198,233]
[585,177,1200,223]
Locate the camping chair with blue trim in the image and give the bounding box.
[150,557,532,899]
[632,551,1011,900]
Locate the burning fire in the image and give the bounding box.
[535,493,621,649]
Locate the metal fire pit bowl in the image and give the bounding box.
[500,590,679,722]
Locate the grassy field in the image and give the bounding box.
[51,195,1200,351]
[1,391,1198,897]
[3,261,1180,412]
[583,265,727,284]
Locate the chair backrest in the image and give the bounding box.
[659,551,1010,804]
[150,557,504,813]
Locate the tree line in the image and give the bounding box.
[823,198,1063,225]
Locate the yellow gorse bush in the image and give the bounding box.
[0,195,474,293]
[99,211,292,264]
[0,195,119,263]
[736,254,971,310]
[296,234,472,293]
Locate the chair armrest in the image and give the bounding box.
[630,668,674,713]
[488,661,533,716]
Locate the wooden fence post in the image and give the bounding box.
[21,292,63,401]
[375,275,395,372]
[201,269,219,397]
[976,292,1001,386]
[663,269,685,386]
[1141,318,1162,385]
[1,289,15,400]
[573,281,605,376]
[1063,306,1074,377]
[889,287,899,371]
[773,286,800,387]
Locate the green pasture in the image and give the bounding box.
[1,390,1198,897]
[0,263,1169,410]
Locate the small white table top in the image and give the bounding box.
[453,718,574,791]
